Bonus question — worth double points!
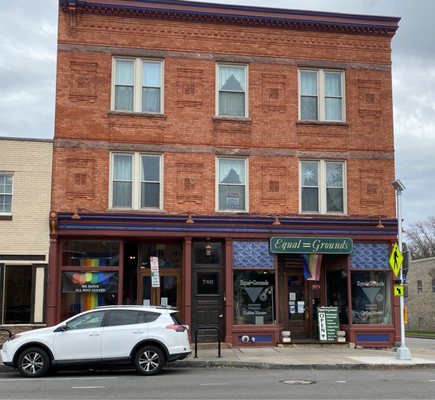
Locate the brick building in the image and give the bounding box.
[49,0,401,347]
[406,257,435,331]
[0,137,53,334]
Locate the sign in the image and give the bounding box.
[389,243,403,277]
[61,271,118,293]
[270,237,353,254]
[317,307,340,341]
[394,285,404,297]
[150,256,160,288]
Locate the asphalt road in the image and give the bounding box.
[0,366,434,400]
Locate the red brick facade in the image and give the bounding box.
[50,0,401,348]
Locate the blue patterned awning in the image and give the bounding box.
[350,243,389,270]
[233,241,275,268]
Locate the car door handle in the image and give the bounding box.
[133,331,145,334]
[89,333,101,336]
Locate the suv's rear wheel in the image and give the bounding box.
[17,347,50,378]
[134,345,165,376]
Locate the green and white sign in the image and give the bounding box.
[317,307,340,341]
[270,237,353,254]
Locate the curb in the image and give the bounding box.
[174,359,435,370]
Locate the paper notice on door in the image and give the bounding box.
[297,301,305,313]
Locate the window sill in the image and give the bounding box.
[108,111,167,119]
[0,215,12,221]
[297,120,348,127]
[213,116,252,123]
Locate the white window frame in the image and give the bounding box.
[298,68,345,122]
[111,57,164,114]
[299,159,347,215]
[216,157,249,212]
[109,152,163,211]
[216,63,248,117]
[0,173,13,215]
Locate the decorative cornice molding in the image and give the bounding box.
[59,0,400,36]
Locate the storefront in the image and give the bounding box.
[48,212,400,347]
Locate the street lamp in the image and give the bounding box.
[391,179,411,360]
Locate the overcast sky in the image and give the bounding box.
[0,0,433,228]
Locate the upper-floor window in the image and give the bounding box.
[0,173,12,214]
[111,153,162,210]
[300,160,346,214]
[217,64,247,117]
[113,58,163,114]
[217,157,248,212]
[299,69,344,122]
[417,280,423,294]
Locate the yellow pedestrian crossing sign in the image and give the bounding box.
[394,285,404,297]
[389,243,403,277]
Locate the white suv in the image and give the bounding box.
[1,305,191,378]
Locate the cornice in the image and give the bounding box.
[60,0,400,36]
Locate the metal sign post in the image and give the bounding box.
[392,179,411,360]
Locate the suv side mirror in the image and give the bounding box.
[54,325,69,333]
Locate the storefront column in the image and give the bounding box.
[224,238,233,344]
[183,237,192,329]
[47,235,59,326]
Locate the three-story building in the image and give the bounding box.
[49,0,400,347]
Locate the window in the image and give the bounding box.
[217,64,247,117]
[233,270,275,325]
[300,160,345,214]
[111,153,162,210]
[299,69,344,122]
[0,173,12,214]
[351,271,391,325]
[113,58,163,113]
[417,280,423,294]
[432,279,435,294]
[67,311,105,330]
[217,157,247,212]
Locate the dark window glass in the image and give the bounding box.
[138,311,160,323]
[197,272,219,294]
[107,310,139,326]
[3,265,32,324]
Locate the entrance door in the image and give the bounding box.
[191,241,225,342]
[284,270,321,340]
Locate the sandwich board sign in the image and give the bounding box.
[317,307,339,341]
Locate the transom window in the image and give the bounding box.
[217,157,248,212]
[217,64,247,117]
[299,69,345,122]
[300,160,346,214]
[113,58,163,113]
[111,153,162,210]
[0,173,13,214]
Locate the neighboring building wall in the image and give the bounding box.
[407,257,435,330]
[0,137,53,334]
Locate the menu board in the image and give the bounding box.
[317,307,340,341]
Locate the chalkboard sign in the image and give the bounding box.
[317,307,339,341]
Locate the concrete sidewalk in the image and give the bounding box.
[177,341,435,370]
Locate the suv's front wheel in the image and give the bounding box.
[17,347,50,378]
[134,345,165,375]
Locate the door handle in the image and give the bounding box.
[89,333,101,336]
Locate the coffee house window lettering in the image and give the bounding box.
[351,271,391,325]
[233,270,275,325]
[62,240,120,267]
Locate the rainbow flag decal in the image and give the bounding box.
[303,254,322,281]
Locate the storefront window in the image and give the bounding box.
[326,270,348,324]
[3,265,32,324]
[233,270,275,325]
[351,271,391,325]
[139,243,182,269]
[60,271,118,319]
[62,240,120,267]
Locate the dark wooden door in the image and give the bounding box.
[191,241,224,343]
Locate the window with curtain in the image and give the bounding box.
[217,158,247,211]
[218,64,247,117]
[111,153,162,210]
[301,160,345,214]
[113,58,163,113]
[299,69,344,122]
[0,173,13,214]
